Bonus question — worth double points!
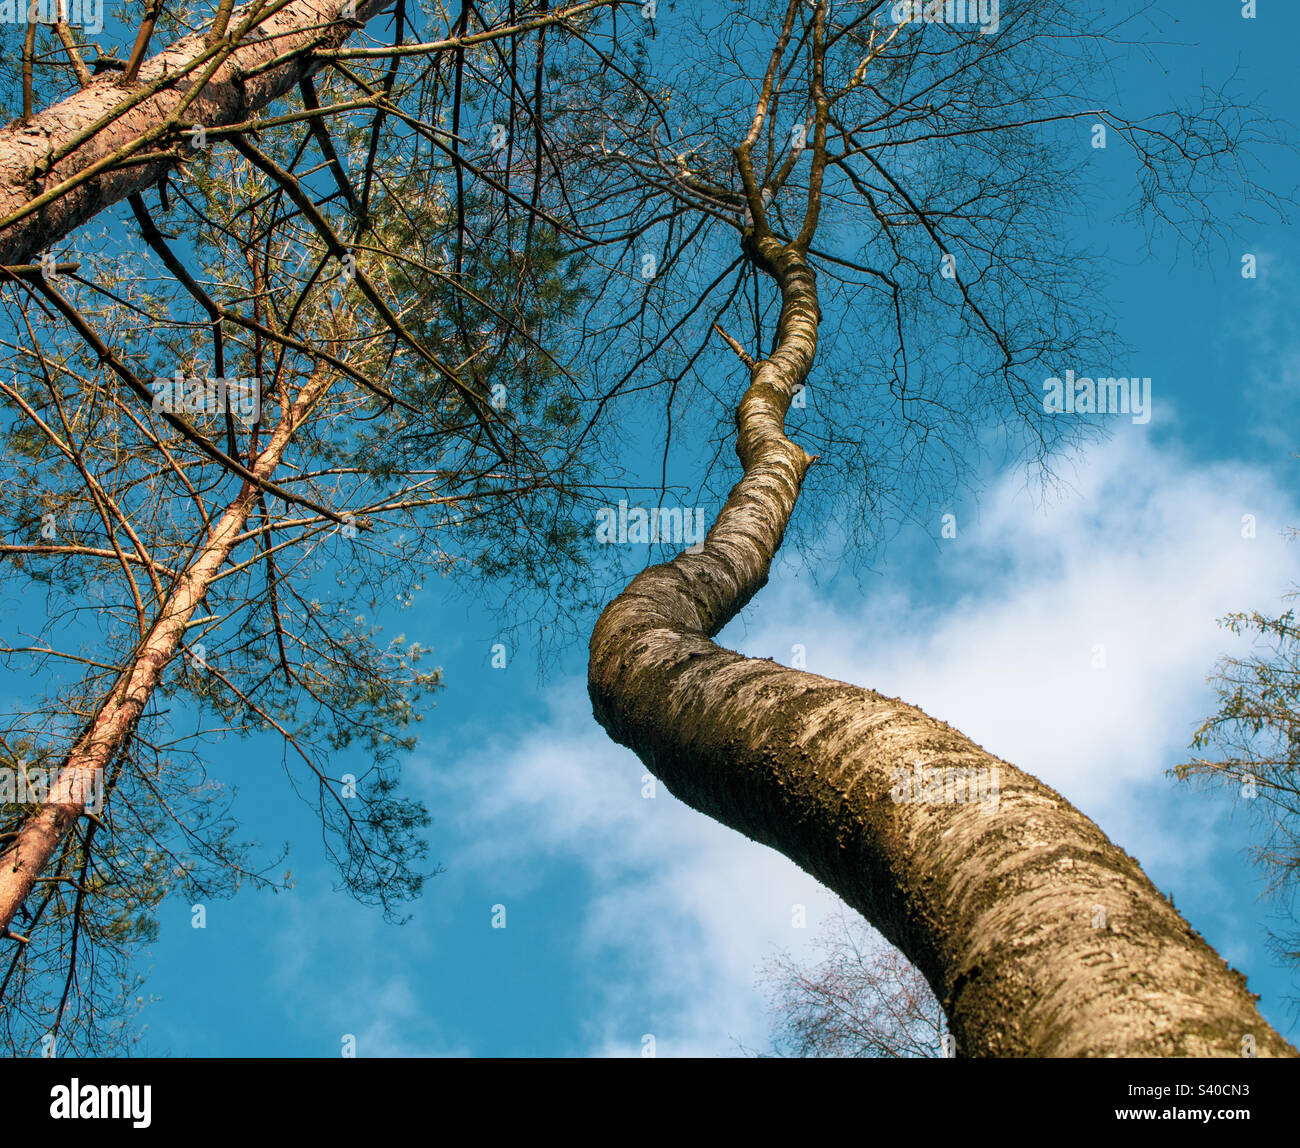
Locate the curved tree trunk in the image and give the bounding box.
[0,0,394,267]
[587,229,1297,1058]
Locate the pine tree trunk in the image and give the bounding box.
[587,230,1298,1058]
[0,0,392,266]
[0,366,335,937]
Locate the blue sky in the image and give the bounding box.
[5,0,1299,1056]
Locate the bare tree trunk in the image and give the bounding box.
[587,230,1298,1058]
[0,0,393,266]
[0,367,335,937]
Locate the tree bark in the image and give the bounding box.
[587,230,1298,1058]
[0,0,393,267]
[0,366,335,938]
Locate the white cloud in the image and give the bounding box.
[428,702,836,1056]
[742,428,1299,837]
[263,887,468,1057]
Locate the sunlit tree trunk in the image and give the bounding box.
[0,0,393,266]
[588,229,1298,1059]
[0,366,334,937]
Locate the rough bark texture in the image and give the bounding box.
[0,367,335,936]
[588,232,1298,1058]
[0,0,393,267]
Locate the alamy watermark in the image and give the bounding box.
[0,0,103,33]
[151,371,261,426]
[1042,370,1151,425]
[890,761,1001,814]
[891,0,1000,35]
[595,500,708,553]
[0,762,104,814]
[50,1079,150,1128]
